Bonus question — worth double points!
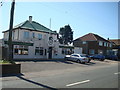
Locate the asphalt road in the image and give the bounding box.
[2,59,119,89]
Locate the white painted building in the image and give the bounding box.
[2,16,76,60]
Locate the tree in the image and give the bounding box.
[59,25,73,45]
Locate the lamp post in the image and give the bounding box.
[8,0,15,63]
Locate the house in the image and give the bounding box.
[73,33,113,55]
[109,39,120,59]
[2,16,75,60]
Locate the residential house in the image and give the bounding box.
[73,33,113,55]
[109,39,120,59]
[2,16,75,60]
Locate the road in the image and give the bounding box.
[1,60,119,89]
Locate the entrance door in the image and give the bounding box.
[48,47,52,59]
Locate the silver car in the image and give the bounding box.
[65,54,89,63]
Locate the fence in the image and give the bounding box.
[0,46,8,60]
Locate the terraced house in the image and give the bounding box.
[1,16,74,60]
[73,33,113,55]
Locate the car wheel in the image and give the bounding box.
[77,59,81,63]
[88,59,91,63]
[102,59,105,61]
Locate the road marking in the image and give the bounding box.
[114,72,120,75]
[66,80,90,87]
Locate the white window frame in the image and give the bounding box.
[38,33,42,39]
[109,43,112,47]
[32,32,35,38]
[82,41,87,44]
[99,41,103,46]
[24,31,29,39]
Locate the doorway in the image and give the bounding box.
[48,47,52,59]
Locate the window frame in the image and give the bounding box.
[24,31,29,39]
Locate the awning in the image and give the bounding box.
[4,41,33,46]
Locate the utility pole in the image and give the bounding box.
[49,18,51,30]
[8,0,15,63]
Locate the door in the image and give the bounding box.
[48,47,52,59]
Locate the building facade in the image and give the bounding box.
[109,39,120,59]
[2,16,75,60]
[73,33,113,55]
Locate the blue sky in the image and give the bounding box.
[0,1,118,40]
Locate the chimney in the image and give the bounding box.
[29,16,32,23]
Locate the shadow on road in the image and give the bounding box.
[14,59,74,64]
[84,62,96,66]
[1,73,24,77]
[16,75,57,90]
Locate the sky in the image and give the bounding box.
[0,0,118,40]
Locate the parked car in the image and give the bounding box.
[90,54,105,61]
[105,55,118,60]
[65,53,89,63]
[81,54,91,63]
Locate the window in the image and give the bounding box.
[24,31,29,39]
[89,49,95,55]
[109,43,112,47]
[35,47,44,55]
[104,42,107,47]
[35,47,39,55]
[12,31,15,40]
[98,50,103,54]
[14,49,18,54]
[40,47,44,55]
[82,41,86,44]
[44,49,47,56]
[38,34,42,39]
[99,41,103,46]
[72,55,79,57]
[62,48,65,54]
[32,32,35,38]
[14,45,28,55]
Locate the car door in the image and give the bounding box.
[70,55,75,61]
[73,54,80,61]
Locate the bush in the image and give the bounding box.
[0,60,15,64]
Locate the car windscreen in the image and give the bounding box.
[72,55,79,57]
[80,55,85,57]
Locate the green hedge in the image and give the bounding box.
[0,60,15,64]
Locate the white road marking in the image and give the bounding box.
[66,80,90,87]
[114,72,120,75]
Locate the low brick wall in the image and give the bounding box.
[1,64,21,76]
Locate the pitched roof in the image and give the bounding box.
[109,39,120,45]
[3,20,57,34]
[75,33,109,42]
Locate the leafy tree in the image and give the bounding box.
[59,25,73,45]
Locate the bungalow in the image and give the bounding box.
[1,16,75,60]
